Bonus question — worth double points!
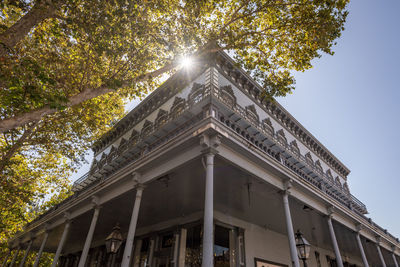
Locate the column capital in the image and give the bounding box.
[199,133,221,149]
[91,196,101,209]
[43,223,51,234]
[376,236,382,245]
[283,180,293,191]
[27,232,35,241]
[63,212,72,223]
[355,223,363,233]
[327,206,335,217]
[129,172,142,189]
[135,183,146,191]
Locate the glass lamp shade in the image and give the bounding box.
[295,230,311,260]
[105,224,123,254]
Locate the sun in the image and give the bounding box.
[180,56,193,69]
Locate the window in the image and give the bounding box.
[315,251,322,267]
[139,238,150,267]
[214,225,230,267]
[185,225,202,267]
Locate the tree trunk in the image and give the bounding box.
[0,0,60,57]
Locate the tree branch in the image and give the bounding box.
[0,61,179,133]
[0,0,61,57]
[0,123,37,175]
[0,44,225,133]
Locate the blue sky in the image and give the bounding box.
[72,0,400,237]
[278,0,400,237]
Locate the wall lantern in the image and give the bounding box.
[105,224,123,254]
[295,230,311,267]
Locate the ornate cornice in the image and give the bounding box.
[214,51,351,178]
[91,50,350,178]
[92,60,210,155]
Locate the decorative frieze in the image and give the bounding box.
[155,109,168,129]
[245,105,259,126]
[214,51,350,178]
[129,130,139,146]
[262,118,274,136]
[141,120,153,138]
[189,83,205,104]
[315,160,323,174]
[290,140,300,156]
[220,85,236,107]
[305,152,314,166]
[170,97,186,119]
[276,129,288,148]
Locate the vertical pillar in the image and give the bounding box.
[173,233,180,267]
[178,229,187,267]
[392,251,399,267]
[355,232,369,267]
[282,189,300,267]
[33,230,50,267]
[376,242,387,267]
[1,249,11,267]
[78,205,101,267]
[51,220,71,267]
[121,184,144,267]
[19,239,33,267]
[202,152,215,267]
[327,215,344,267]
[9,247,20,267]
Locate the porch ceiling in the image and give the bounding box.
[36,155,383,261]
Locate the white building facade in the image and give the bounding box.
[4,51,400,267]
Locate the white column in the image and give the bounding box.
[327,216,344,267]
[9,247,20,267]
[19,240,33,267]
[376,243,387,267]
[392,252,399,267]
[78,206,101,267]
[282,190,300,267]
[33,231,50,267]
[51,221,71,267]
[1,249,11,267]
[356,232,369,267]
[173,233,180,267]
[148,239,155,267]
[121,185,144,267]
[178,229,187,267]
[202,152,215,267]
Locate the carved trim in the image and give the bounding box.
[245,104,259,125]
[141,120,153,138]
[335,176,342,189]
[154,109,168,129]
[315,160,323,173]
[170,97,186,119]
[290,140,300,156]
[305,152,314,166]
[220,85,236,107]
[276,129,287,147]
[129,130,139,146]
[262,118,274,136]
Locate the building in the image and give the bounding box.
[3,50,400,267]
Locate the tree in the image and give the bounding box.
[0,0,349,255]
[0,0,349,132]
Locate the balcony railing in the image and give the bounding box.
[212,85,368,215]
